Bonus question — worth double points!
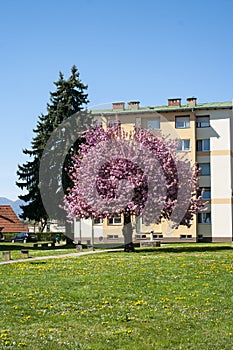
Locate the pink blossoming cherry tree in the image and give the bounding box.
[64,125,206,252]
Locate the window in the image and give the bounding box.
[177,139,190,151]
[180,234,193,239]
[153,234,163,239]
[197,187,211,200]
[107,216,122,225]
[135,117,141,128]
[107,120,121,127]
[93,218,103,225]
[175,116,190,128]
[107,235,119,240]
[198,163,210,176]
[147,119,160,130]
[93,120,103,127]
[135,234,147,240]
[196,116,210,128]
[198,213,211,224]
[196,139,210,152]
[141,216,150,225]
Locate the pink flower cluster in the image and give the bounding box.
[64,126,206,228]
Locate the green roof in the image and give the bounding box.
[90,101,233,115]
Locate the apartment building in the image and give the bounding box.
[74,98,233,243]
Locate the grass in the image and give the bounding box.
[0,242,124,261]
[0,243,233,349]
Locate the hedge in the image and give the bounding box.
[2,232,66,242]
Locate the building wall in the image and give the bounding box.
[74,218,104,243]
[209,111,232,241]
[90,102,233,243]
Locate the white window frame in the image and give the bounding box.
[153,234,163,239]
[198,163,210,176]
[198,212,211,224]
[175,116,190,129]
[107,234,119,240]
[107,120,121,127]
[135,234,147,240]
[107,216,122,225]
[147,119,160,130]
[196,116,210,128]
[177,139,190,151]
[135,117,142,128]
[180,234,193,239]
[197,187,211,200]
[93,218,103,225]
[93,120,103,127]
[196,139,210,152]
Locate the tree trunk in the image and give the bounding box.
[40,219,47,232]
[65,220,74,245]
[122,213,135,252]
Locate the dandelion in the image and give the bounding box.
[18,342,27,347]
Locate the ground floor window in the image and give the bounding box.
[180,234,192,239]
[107,235,119,240]
[93,218,103,225]
[135,234,147,240]
[153,234,163,239]
[107,216,122,225]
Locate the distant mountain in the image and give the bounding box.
[0,197,23,217]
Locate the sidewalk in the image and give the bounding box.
[0,248,123,265]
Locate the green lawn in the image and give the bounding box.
[0,244,233,349]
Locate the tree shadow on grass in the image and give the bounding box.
[1,242,232,256]
[0,243,76,252]
[136,244,233,255]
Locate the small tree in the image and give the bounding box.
[64,126,206,251]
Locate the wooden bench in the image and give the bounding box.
[2,251,11,261]
[140,241,161,248]
[76,244,83,252]
[21,250,29,258]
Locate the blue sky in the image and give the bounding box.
[1,0,233,200]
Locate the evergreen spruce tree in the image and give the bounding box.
[16,66,89,231]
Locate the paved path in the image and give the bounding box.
[0,248,124,265]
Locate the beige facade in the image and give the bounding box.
[77,98,233,244]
